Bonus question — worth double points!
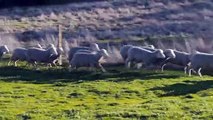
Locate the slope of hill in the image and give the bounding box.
[0,0,213,51]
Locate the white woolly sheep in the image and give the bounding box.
[125,47,165,69]
[26,44,58,67]
[120,45,134,61]
[8,48,28,66]
[35,44,64,66]
[188,52,213,77]
[146,49,177,71]
[143,49,176,70]
[68,43,100,62]
[120,44,155,61]
[69,49,109,72]
[0,45,10,59]
[161,49,190,73]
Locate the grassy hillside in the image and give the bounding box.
[0,59,212,119]
[1,0,213,42]
[0,0,212,54]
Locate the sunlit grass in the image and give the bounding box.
[0,58,212,119]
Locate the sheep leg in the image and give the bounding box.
[136,63,143,69]
[161,64,166,72]
[68,65,72,72]
[52,62,57,67]
[125,59,131,68]
[33,62,39,70]
[7,61,11,66]
[184,66,187,74]
[48,63,52,68]
[198,68,202,77]
[98,63,106,72]
[14,60,19,67]
[189,69,192,76]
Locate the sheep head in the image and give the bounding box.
[90,43,100,51]
[100,49,109,58]
[155,49,165,59]
[2,45,10,54]
[147,45,155,49]
[48,45,58,57]
[57,47,64,54]
[164,49,176,59]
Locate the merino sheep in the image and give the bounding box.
[120,45,134,61]
[120,45,155,61]
[161,49,190,73]
[8,48,28,66]
[125,47,165,69]
[69,49,109,72]
[0,45,10,59]
[26,44,58,67]
[68,43,100,62]
[143,49,176,70]
[188,52,213,77]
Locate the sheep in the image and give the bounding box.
[120,44,155,61]
[8,48,28,66]
[46,47,64,67]
[68,43,100,62]
[26,44,58,67]
[120,45,134,61]
[145,49,176,71]
[32,44,64,67]
[142,49,176,70]
[69,49,109,72]
[0,45,10,59]
[125,47,165,69]
[188,52,213,77]
[161,49,190,73]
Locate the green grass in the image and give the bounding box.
[0,58,212,119]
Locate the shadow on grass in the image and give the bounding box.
[150,80,213,97]
[0,66,182,84]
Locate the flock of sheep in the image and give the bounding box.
[120,44,213,77]
[0,43,212,77]
[0,43,109,72]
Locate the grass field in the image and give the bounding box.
[0,59,212,120]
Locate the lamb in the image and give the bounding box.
[26,44,58,67]
[188,52,213,77]
[120,44,155,61]
[0,45,10,59]
[68,43,100,62]
[125,47,165,69]
[69,49,109,72]
[161,49,190,73]
[8,48,28,66]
